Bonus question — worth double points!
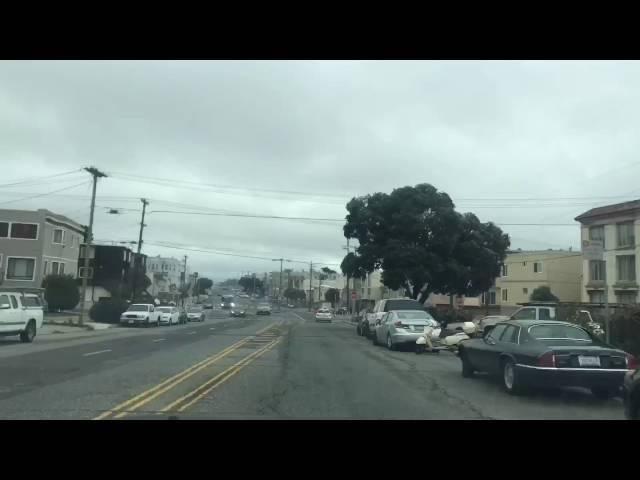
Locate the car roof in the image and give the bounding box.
[504,319,580,328]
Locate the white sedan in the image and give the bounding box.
[315,308,333,323]
[157,306,180,326]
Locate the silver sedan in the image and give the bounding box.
[372,310,439,350]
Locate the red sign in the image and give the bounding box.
[351,291,357,300]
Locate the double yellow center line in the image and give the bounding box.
[94,323,281,420]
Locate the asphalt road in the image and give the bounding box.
[0,306,627,419]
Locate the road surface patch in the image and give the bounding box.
[82,349,112,357]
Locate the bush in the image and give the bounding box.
[89,298,130,323]
[42,274,80,311]
[427,307,472,326]
[610,307,640,356]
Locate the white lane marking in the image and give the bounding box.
[187,331,197,335]
[152,338,166,343]
[209,327,216,330]
[291,312,307,323]
[82,349,112,357]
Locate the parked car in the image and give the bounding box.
[623,367,640,420]
[186,305,205,322]
[0,288,44,343]
[372,310,439,350]
[230,308,247,317]
[203,303,213,310]
[315,308,333,323]
[363,298,424,338]
[157,306,180,326]
[458,319,636,397]
[120,303,161,327]
[256,303,272,315]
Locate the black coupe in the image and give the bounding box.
[458,319,636,398]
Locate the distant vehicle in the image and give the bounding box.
[221,295,235,309]
[458,320,636,397]
[624,367,640,420]
[315,308,333,323]
[157,306,180,326]
[372,310,438,350]
[363,298,424,339]
[336,307,348,315]
[187,305,205,322]
[0,289,44,343]
[120,304,161,327]
[287,304,295,308]
[230,308,246,318]
[476,315,511,334]
[256,303,272,315]
[203,303,213,310]
[239,294,250,299]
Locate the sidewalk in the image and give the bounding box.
[43,314,115,331]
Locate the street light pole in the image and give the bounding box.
[131,198,149,302]
[78,167,107,326]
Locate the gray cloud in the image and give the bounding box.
[1,60,639,279]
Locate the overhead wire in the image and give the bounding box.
[0,181,92,206]
[0,168,83,188]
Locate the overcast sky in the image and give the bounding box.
[1,60,639,280]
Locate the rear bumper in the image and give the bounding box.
[120,317,150,325]
[515,364,631,389]
[391,332,424,344]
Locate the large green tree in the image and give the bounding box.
[530,286,559,302]
[239,275,264,296]
[341,183,510,300]
[325,288,340,307]
[196,277,213,294]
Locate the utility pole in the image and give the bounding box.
[308,261,313,311]
[78,167,107,326]
[131,198,149,302]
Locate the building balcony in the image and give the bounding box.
[585,280,605,290]
[612,281,639,291]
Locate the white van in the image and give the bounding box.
[0,288,45,343]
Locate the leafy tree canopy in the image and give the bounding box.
[529,286,559,302]
[341,183,510,299]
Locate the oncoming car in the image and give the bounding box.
[315,308,333,323]
[256,303,272,315]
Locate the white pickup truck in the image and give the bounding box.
[120,303,162,327]
[0,289,44,343]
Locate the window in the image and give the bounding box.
[539,308,552,320]
[489,291,496,305]
[500,325,518,343]
[10,223,38,239]
[529,324,591,342]
[589,260,605,281]
[43,261,48,276]
[53,229,64,244]
[6,257,35,281]
[488,324,507,341]
[617,222,635,248]
[59,263,65,275]
[617,292,636,305]
[501,288,508,302]
[10,295,18,309]
[533,262,543,273]
[522,287,528,295]
[617,255,636,282]
[0,294,9,307]
[512,308,536,320]
[589,291,605,303]
[51,262,60,275]
[589,225,605,249]
[501,264,508,277]
[0,222,8,238]
[22,296,41,308]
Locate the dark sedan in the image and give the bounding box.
[458,320,636,398]
[624,368,640,419]
[230,309,246,318]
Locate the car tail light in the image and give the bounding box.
[626,354,638,370]
[538,351,555,368]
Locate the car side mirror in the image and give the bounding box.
[0,303,10,309]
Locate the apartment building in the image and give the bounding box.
[146,255,183,295]
[0,208,84,289]
[576,199,640,304]
[495,249,582,307]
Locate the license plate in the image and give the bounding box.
[578,355,601,367]
[128,320,134,324]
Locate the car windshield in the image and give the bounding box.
[6,60,637,421]
[528,324,592,342]
[128,305,149,312]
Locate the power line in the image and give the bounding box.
[148,209,343,223]
[0,169,83,188]
[0,181,91,206]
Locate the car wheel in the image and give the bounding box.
[386,334,395,351]
[415,345,425,355]
[591,387,615,400]
[502,359,523,395]
[460,349,475,378]
[20,320,36,343]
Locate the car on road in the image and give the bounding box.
[256,303,272,315]
[0,288,44,343]
[186,305,205,322]
[363,298,425,338]
[157,306,180,325]
[203,303,213,310]
[315,308,333,323]
[230,308,247,317]
[220,295,235,309]
[120,304,161,327]
[458,319,636,397]
[623,367,640,420]
[372,310,439,350]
